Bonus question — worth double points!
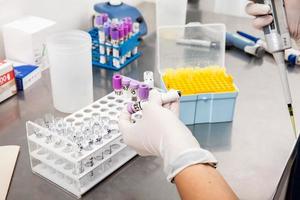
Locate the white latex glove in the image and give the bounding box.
[245,0,300,40]
[119,89,217,181]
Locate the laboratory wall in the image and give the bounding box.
[0,0,248,60]
[0,0,147,60]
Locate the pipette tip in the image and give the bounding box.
[287,104,297,138]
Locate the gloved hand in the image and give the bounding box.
[245,0,300,40]
[118,89,217,182]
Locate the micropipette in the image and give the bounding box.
[237,31,300,65]
[256,0,297,137]
[226,32,265,57]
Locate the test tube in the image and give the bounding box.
[102,13,109,24]
[122,77,131,97]
[127,20,133,38]
[118,25,126,64]
[123,23,129,41]
[132,22,140,55]
[144,71,154,88]
[98,27,106,64]
[138,84,150,101]
[111,28,120,68]
[126,21,133,58]
[127,90,181,114]
[94,14,102,28]
[118,24,125,45]
[129,81,139,102]
[112,74,123,95]
[104,22,111,57]
[104,22,110,41]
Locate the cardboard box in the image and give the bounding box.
[0,61,17,103]
[14,65,41,91]
[2,16,56,70]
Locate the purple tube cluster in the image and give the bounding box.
[97,15,134,45]
[112,74,150,100]
[94,13,140,67]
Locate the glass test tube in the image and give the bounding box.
[122,77,131,98]
[143,71,154,88]
[99,27,106,64]
[129,81,139,102]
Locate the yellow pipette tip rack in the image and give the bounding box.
[162,66,236,96]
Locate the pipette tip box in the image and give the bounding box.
[158,24,238,125]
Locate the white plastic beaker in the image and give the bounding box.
[47,30,93,113]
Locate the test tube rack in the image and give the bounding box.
[26,92,140,198]
[88,28,142,71]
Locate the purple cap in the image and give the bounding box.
[127,102,134,114]
[122,77,130,87]
[112,74,122,90]
[102,13,109,23]
[104,22,110,36]
[110,28,119,40]
[138,84,150,100]
[129,81,139,89]
[118,25,124,39]
[95,15,104,26]
[122,18,128,24]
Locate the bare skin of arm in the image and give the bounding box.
[174,164,238,200]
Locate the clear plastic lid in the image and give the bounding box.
[157,23,226,74]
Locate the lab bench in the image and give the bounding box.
[0,2,298,200]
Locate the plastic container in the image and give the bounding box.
[157,24,238,124]
[47,30,94,113]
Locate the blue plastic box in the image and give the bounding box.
[158,24,238,125]
[179,90,238,125]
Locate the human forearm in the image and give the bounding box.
[174,164,238,200]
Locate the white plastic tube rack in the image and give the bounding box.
[26,92,140,198]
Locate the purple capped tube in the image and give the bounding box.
[118,24,125,44]
[122,77,130,91]
[103,22,110,41]
[138,84,149,101]
[112,74,122,95]
[102,13,109,23]
[123,23,129,40]
[110,28,119,46]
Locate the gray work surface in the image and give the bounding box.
[0,3,298,200]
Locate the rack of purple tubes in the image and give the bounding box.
[89,13,142,71]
